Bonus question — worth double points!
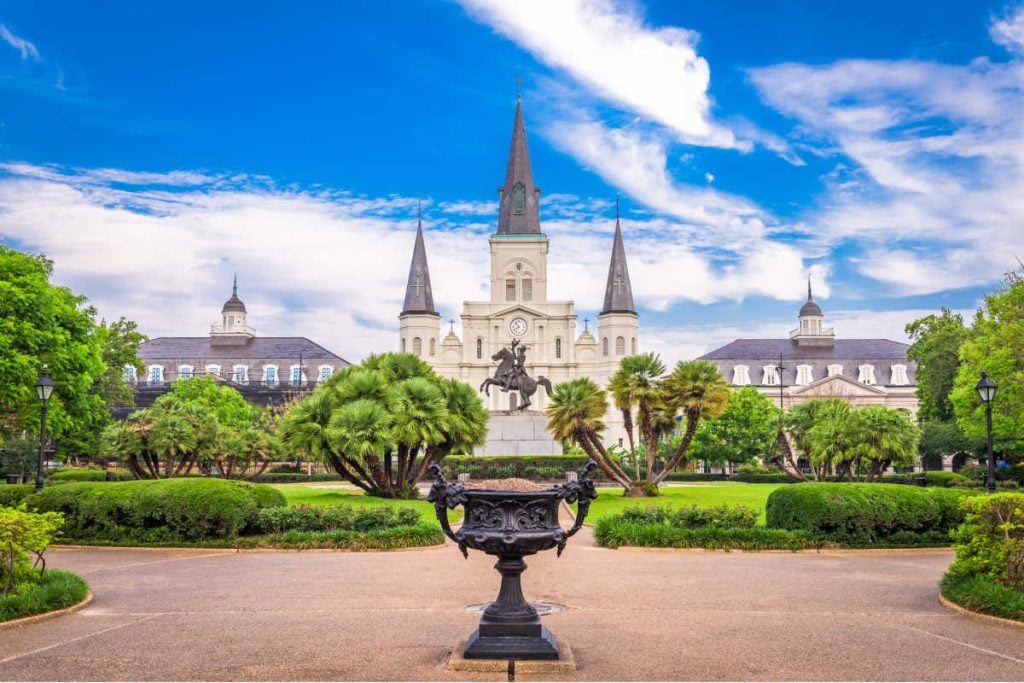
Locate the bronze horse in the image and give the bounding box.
[479,347,552,410]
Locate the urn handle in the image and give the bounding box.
[554,459,599,556]
[426,464,468,558]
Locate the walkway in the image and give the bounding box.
[2,534,1023,680]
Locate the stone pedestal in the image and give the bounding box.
[473,411,561,456]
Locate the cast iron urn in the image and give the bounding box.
[427,459,598,660]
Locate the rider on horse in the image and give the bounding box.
[502,339,528,391]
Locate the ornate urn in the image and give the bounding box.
[427,460,598,660]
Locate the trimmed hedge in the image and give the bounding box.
[254,504,420,533]
[47,468,133,484]
[250,472,343,483]
[233,522,443,551]
[27,478,287,543]
[594,518,818,551]
[766,483,971,545]
[0,484,33,508]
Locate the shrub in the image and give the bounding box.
[250,472,342,484]
[441,456,604,481]
[233,521,443,551]
[940,572,1024,622]
[253,504,420,534]
[0,485,33,508]
[0,569,88,622]
[765,483,971,545]
[924,471,972,487]
[27,478,284,542]
[47,468,133,484]
[947,493,1024,591]
[617,504,758,529]
[0,505,64,596]
[594,517,817,551]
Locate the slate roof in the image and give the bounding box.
[497,98,541,235]
[401,212,438,315]
[139,337,349,363]
[601,212,636,315]
[699,338,915,386]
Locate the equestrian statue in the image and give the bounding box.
[479,339,553,410]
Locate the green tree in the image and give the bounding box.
[906,308,969,422]
[278,353,487,498]
[607,353,666,480]
[0,247,106,459]
[687,387,780,472]
[93,318,147,409]
[919,420,975,470]
[951,274,1024,459]
[784,399,851,480]
[546,377,631,488]
[850,405,921,481]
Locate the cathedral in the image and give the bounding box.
[398,97,639,448]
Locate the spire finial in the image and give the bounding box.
[807,276,813,301]
[233,274,237,296]
[515,75,523,102]
[615,194,620,221]
[418,198,422,226]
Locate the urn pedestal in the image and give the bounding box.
[428,460,598,661]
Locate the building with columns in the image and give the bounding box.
[699,283,918,415]
[398,97,639,447]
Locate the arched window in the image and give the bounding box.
[858,364,876,385]
[318,365,333,382]
[429,338,436,356]
[796,365,814,385]
[412,337,422,355]
[514,183,525,214]
[762,365,778,386]
[476,338,483,359]
[506,278,516,301]
[615,336,625,355]
[149,365,164,384]
[602,337,609,356]
[732,365,750,385]
[264,365,278,386]
[631,337,637,354]
[555,337,562,359]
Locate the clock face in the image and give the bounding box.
[509,317,528,338]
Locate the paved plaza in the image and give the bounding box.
[2,529,1023,681]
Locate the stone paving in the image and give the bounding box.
[2,531,1024,681]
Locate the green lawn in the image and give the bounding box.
[272,483,461,524]
[579,482,785,525]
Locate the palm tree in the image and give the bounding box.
[608,353,667,481]
[785,399,850,480]
[546,378,631,488]
[653,360,729,485]
[850,405,921,481]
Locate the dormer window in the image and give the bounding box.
[827,364,844,377]
[123,365,137,383]
[233,365,247,382]
[891,364,909,386]
[149,365,164,384]
[858,364,876,385]
[318,365,333,382]
[762,365,778,386]
[513,183,525,215]
[796,364,814,385]
[732,365,751,386]
[178,365,193,380]
[264,365,278,386]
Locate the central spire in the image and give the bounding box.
[497,97,541,234]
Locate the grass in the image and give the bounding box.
[271,483,463,524]
[578,482,785,525]
[0,570,89,622]
[941,572,1024,622]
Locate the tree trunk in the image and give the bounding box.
[776,431,808,481]
[622,409,638,479]
[575,427,631,488]
[653,410,700,485]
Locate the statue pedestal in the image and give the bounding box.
[474,411,562,456]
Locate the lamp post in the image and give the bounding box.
[34,365,56,493]
[974,370,997,494]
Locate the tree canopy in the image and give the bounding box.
[278,353,487,498]
[688,386,780,469]
[906,308,969,422]
[0,247,107,457]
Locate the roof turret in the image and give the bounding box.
[799,278,823,317]
[222,275,246,314]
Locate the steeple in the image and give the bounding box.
[601,198,636,314]
[401,202,438,315]
[799,277,823,317]
[222,274,246,314]
[496,97,541,235]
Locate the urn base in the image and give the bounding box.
[463,625,559,660]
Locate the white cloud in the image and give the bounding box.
[991,2,1024,55]
[750,57,1024,294]
[0,24,39,61]
[0,164,827,361]
[457,0,740,150]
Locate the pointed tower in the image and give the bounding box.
[598,198,639,362]
[211,275,255,346]
[489,94,549,305]
[790,278,834,347]
[399,203,441,360]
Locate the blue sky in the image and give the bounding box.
[1,0,1022,363]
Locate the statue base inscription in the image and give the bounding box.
[473,411,562,456]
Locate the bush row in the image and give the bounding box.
[27,478,287,542]
[46,468,134,484]
[253,504,420,534]
[0,485,33,508]
[617,504,758,529]
[233,522,444,551]
[766,483,971,545]
[593,518,818,551]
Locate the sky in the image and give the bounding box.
[1,0,1023,364]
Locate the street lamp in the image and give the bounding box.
[34,365,56,492]
[974,370,997,494]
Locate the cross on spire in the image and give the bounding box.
[411,276,424,296]
[448,317,456,334]
[582,317,590,333]
[515,75,524,101]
